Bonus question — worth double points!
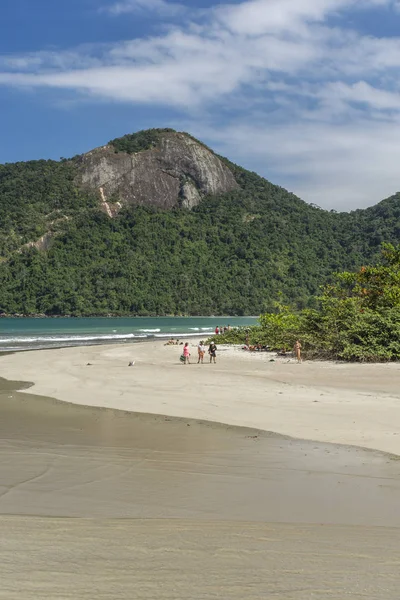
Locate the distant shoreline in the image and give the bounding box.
[0,313,260,319]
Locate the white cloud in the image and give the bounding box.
[215,0,390,35]
[1,0,400,209]
[318,81,400,111]
[198,118,400,211]
[105,0,184,16]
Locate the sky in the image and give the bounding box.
[2,1,400,210]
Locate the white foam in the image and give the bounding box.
[154,332,205,339]
[0,333,143,344]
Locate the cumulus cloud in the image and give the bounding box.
[1,0,400,209]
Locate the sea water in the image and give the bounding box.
[0,316,257,352]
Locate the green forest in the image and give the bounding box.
[215,244,400,361]
[1,129,400,316]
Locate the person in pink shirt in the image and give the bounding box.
[183,342,191,364]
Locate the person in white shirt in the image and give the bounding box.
[197,341,205,364]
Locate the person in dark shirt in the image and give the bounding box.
[209,342,217,364]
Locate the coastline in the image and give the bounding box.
[1,338,400,456]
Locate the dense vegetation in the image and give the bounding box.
[0,159,97,258]
[215,244,400,361]
[110,128,176,154]
[109,128,211,155]
[1,129,400,317]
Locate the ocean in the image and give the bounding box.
[0,316,257,352]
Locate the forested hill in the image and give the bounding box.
[0,128,399,316]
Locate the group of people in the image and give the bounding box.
[180,339,302,364]
[181,341,217,364]
[175,335,302,365]
[164,338,182,346]
[243,343,270,352]
[214,325,230,335]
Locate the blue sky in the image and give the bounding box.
[1,0,400,209]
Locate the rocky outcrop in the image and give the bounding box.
[76,131,239,215]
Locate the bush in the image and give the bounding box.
[258,307,303,350]
[215,244,400,362]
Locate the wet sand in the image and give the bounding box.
[1,378,400,598]
[2,518,400,600]
[1,381,400,524]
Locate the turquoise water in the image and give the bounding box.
[0,316,257,352]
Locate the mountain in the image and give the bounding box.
[0,128,399,316]
[78,129,239,214]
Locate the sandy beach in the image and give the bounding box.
[1,341,400,598]
[1,339,400,454]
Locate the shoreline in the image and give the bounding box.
[1,338,400,456]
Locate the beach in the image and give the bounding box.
[1,339,400,454]
[1,340,400,598]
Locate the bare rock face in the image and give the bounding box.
[76,131,239,215]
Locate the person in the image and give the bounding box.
[164,338,175,346]
[227,324,231,331]
[215,326,219,335]
[197,340,205,364]
[209,341,217,363]
[183,342,191,364]
[294,340,302,363]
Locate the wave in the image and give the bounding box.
[0,333,145,344]
[0,327,213,352]
[154,332,205,339]
[0,330,210,344]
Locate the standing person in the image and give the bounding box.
[294,340,302,363]
[183,342,191,365]
[227,324,231,331]
[215,326,219,336]
[197,340,205,364]
[209,341,217,364]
